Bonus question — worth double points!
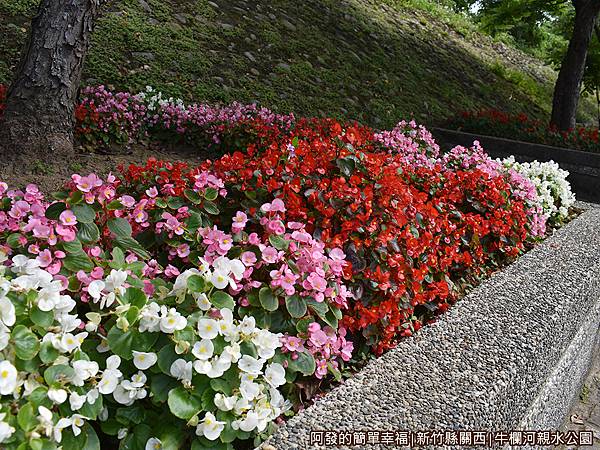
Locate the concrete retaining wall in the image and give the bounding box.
[262,205,600,449]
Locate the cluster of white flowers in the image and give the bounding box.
[0,256,97,444]
[0,252,294,448]
[501,157,576,223]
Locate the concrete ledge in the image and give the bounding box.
[264,206,600,449]
[431,128,600,203]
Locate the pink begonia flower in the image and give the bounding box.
[133,209,148,224]
[315,359,328,379]
[28,244,40,255]
[143,280,155,296]
[59,210,78,226]
[17,236,28,247]
[145,186,159,198]
[126,253,138,264]
[241,251,257,267]
[0,182,8,195]
[287,221,304,230]
[54,250,66,259]
[164,265,180,278]
[9,200,30,219]
[305,272,327,293]
[46,262,62,275]
[266,219,286,235]
[120,195,136,208]
[261,246,280,264]
[89,246,102,257]
[232,211,248,232]
[282,336,305,353]
[90,267,104,279]
[248,233,261,245]
[72,173,102,193]
[176,244,190,258]
[54,275,68,290]
[36,249,53,268]
[260,198,286,213]
[239,297,250,307]
[55,225,76,241]
[99,186,116,201]
[291,230,311,243]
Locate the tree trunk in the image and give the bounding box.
[550,0,600,131]
[0,0,103,164]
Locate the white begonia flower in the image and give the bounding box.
[217,308,235,337]
[191,339,214,360]
[233,397,251,415]
[210,270,231,290]
[98,355,122,395]
[221,343,241,364]
[264,362,286,387]
[132,351,158,370]
[196,292,211,311]
[71,360,100,386]
[239,316,256,335]
[252,329,282,359]
[239,380,261,401]
[145,437,163,450]
[87,280,105,301]
[56,314,81,333]
[0,330,8,352]
[238,355,264,375]
[170,359,192,385]
[139,302,161,333]
[214,393,237,411]
[70,414,87,436]
[105,269,128,295]
[0,413,15,443]
[69,392,87,411]
[113,373,147,406]
[117,428,128,439]
[170,268,201,297]
[238,410,260,432]
[58,332,87,353]
[37,406,55,439]
[36,280,63,312]
[206,357,231,378]
[159,307,187,334]
[0,297,15,328]
[193,360,211,375]
[0,360,17,395]
[11,255,40,275]
[48,387,68,404]
[87,388,99,405]
[195,412,225,441]
[197,318,219,340]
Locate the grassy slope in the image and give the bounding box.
[0,0,595,129]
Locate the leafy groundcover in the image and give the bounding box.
[0,88,575,450]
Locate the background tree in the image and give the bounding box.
[0,0,106,164]
[469,0,600,131]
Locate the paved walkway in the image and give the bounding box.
[560,346,600,449]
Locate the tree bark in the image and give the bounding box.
[550,0,600,131]
[0,0,103,163]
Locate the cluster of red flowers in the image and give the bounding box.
[449,109,600,153]
[124,118,531,354]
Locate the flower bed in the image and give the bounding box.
[446,109,600,153]
[0,88,577,450]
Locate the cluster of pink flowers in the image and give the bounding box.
[78,86,295,146]
[281,323,353,379]
[374,119,440,168]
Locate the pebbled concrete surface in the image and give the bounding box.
[263,206,600,450]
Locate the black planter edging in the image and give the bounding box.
[431,128,600,202]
